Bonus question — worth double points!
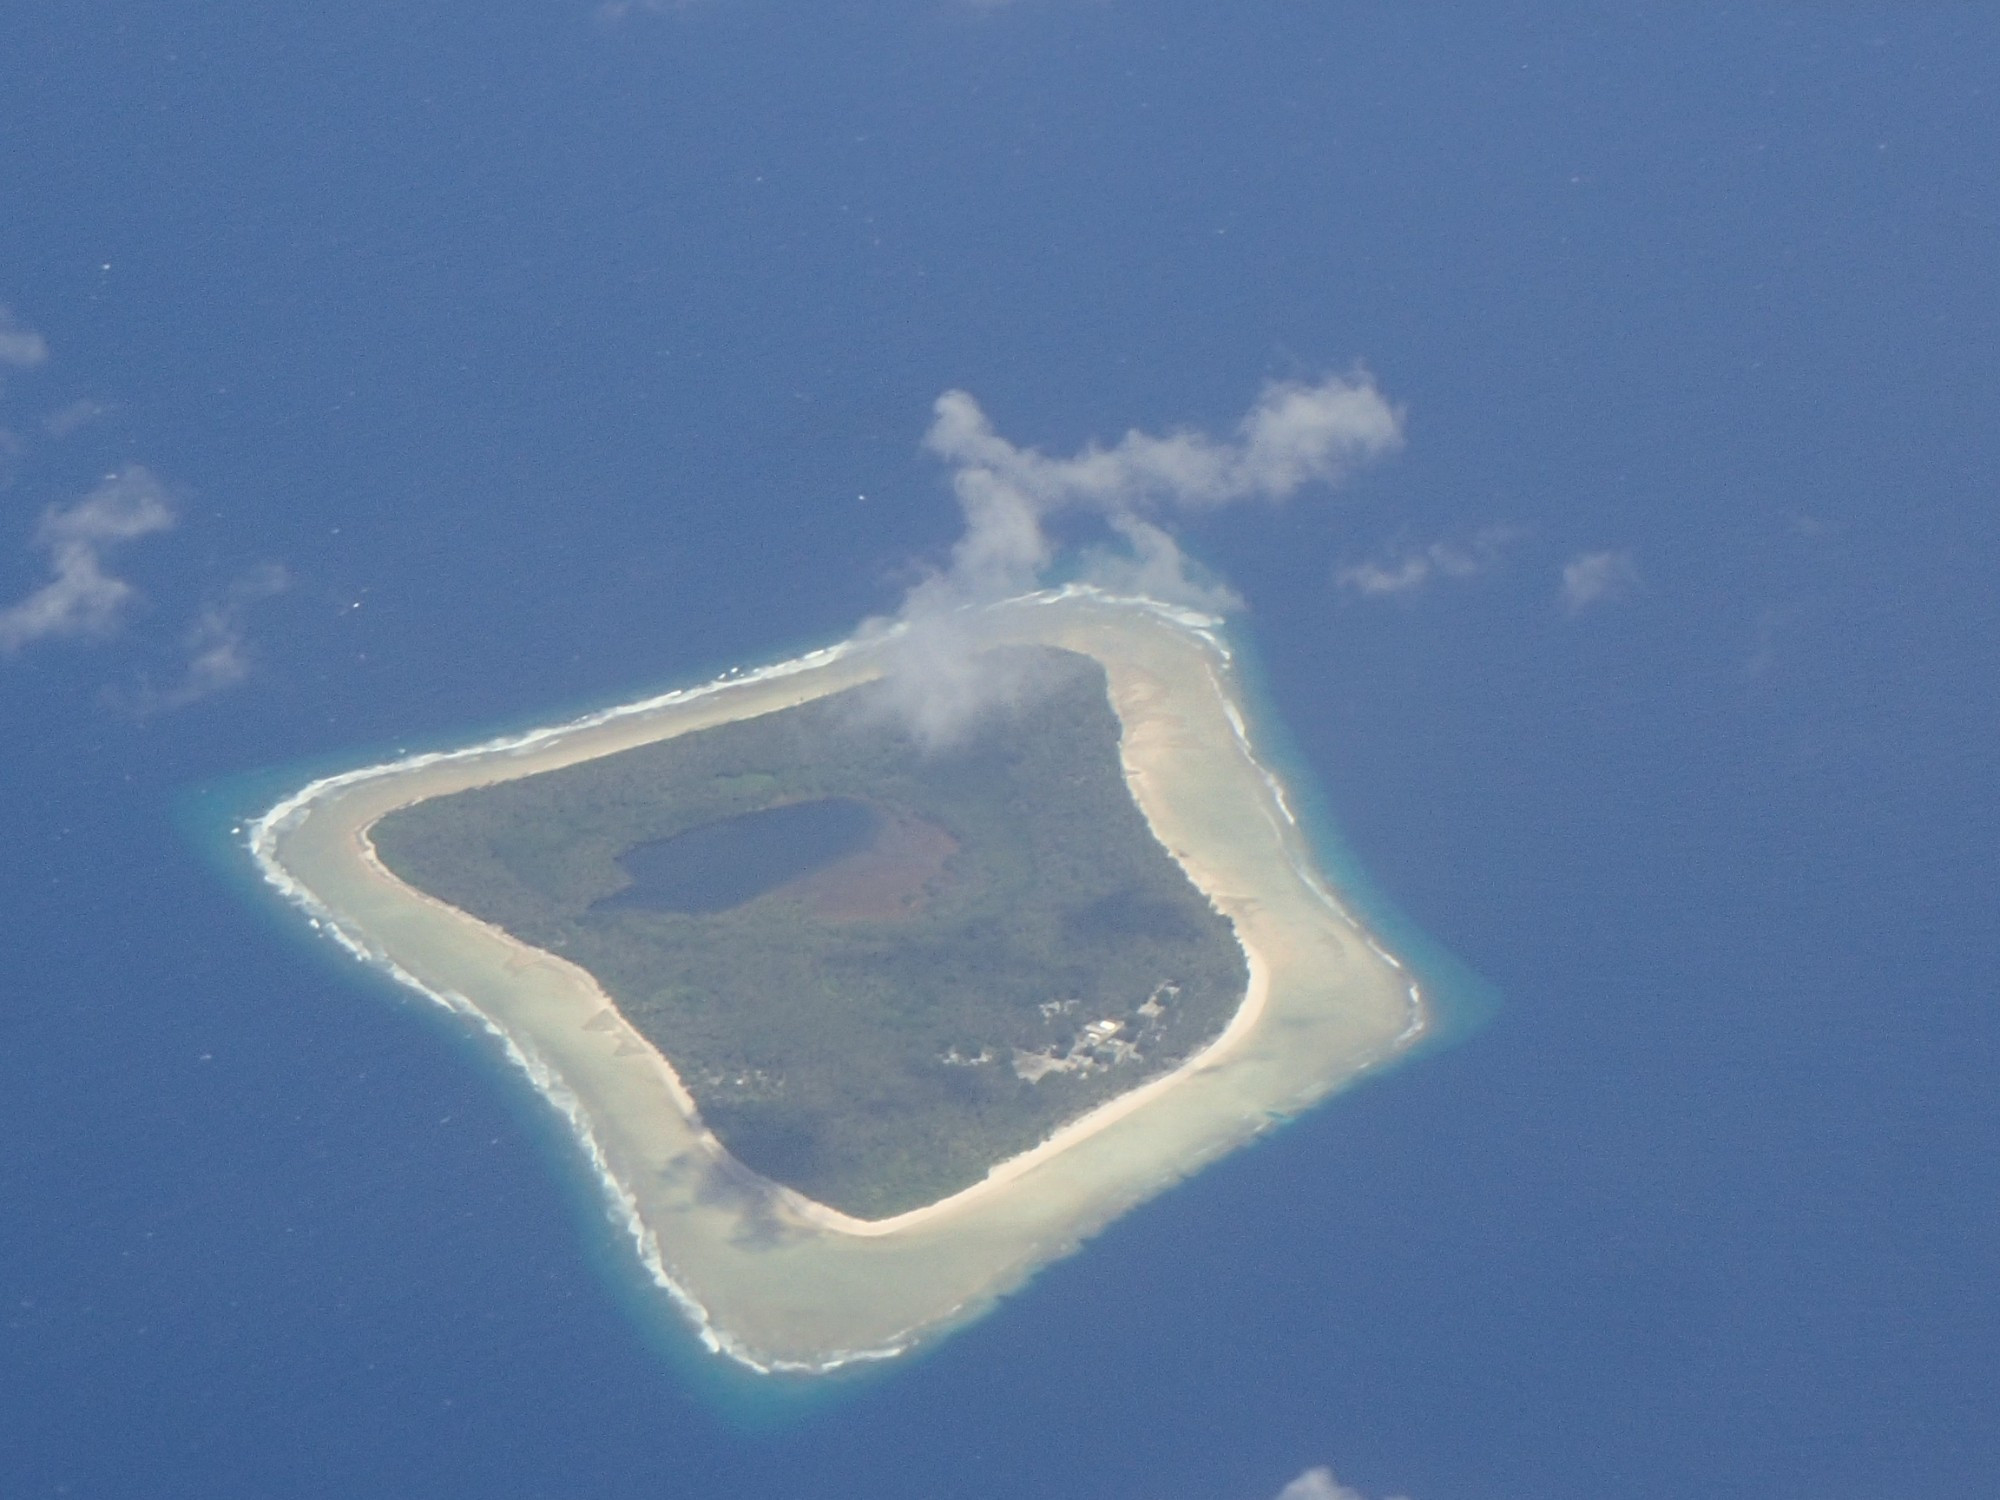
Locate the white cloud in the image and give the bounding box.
[112,562,291,714]
[1076,513,1244,615]
[1337,526,1513,598]
[44,398,109,438]
[0,305,49,370]
[1560,548,1640,613]
[869,373,1403,742]
[919,372,1402,606]
[37,470,176,548]
[1273,1466,1411,1500]
[0,466,176,652]
[594,0,699,20]
[1743,603,1802,681]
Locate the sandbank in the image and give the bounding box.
[247,588,1425,1372]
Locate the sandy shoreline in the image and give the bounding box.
[354,810,1280,1244]
[247,587,1425,1371]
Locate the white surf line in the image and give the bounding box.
[241,609,1005,1370]
[1197,654,1428,1050]
[247,637,870,855]
[247,798,754,1364]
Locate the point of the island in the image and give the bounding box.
[247,587,1425,1374]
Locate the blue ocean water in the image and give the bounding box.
[3,4,1996,1497]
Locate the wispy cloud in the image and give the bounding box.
[1560,548,1640,613]
[594,0,699,20]
[1336,525,1514,598]
[1274,1466,1412,1500]
[0,305,49,370]
[917,372,1402,608]
[868,373,1403,742]
[111,562,291,714]
[0,466,176,652]
[43,398,109,439]
[1743,603,1803,681]
[0,321,285,706]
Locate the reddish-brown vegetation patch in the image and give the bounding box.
[776,808,958,921]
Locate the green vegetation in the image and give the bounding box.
[369,648,1248,1219]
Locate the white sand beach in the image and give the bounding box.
[249,588,1424,1372]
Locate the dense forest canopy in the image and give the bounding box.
[370,648,1248,1218]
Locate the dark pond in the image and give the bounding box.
[592,797,882,916]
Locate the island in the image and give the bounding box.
[248,588,1425,1373]
[368,644,1251,1220]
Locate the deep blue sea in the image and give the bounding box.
[3,5,1996,1497]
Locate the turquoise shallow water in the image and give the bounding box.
[1220,618,1503,1061]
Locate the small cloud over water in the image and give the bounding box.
[0,466,176,652]
[1273,1465,1412,1500]
[1337,526,1514,598]
[915,372,1402,609]
[1560,548,1640,613]
[108,561,292,715]
[0,305,49,371]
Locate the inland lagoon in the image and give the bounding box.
[592,799,887,917]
